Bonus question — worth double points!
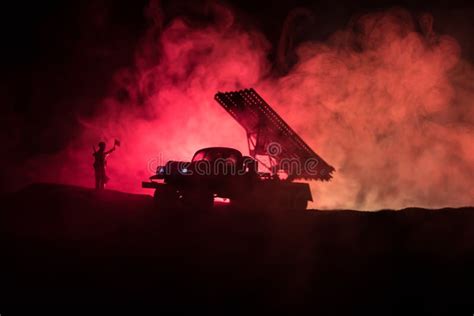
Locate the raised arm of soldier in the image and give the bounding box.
[105,144,116,155]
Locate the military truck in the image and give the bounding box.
[142,89,334,210]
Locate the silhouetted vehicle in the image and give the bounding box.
[142,89,335,210]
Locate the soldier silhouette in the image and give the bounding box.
[92,141,117,190]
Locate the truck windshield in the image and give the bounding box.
[192,149,241,164]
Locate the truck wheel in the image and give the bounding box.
[154,186,180,210]
[182,189,214,210]
[291,197,307,211]
[232,198,255,210]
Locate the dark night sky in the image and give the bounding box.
[1,0,474,191]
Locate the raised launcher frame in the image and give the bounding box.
[214,88,335,181]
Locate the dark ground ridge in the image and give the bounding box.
[1,183,473,314]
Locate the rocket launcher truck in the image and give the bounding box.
[142,88,335,210]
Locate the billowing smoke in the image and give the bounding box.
[265,8,474,209]
[21,3,474,210]
[23,2,269,194]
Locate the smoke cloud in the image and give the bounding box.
[20,3,474,210]
[266,8,474,209]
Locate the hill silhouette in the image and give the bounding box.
[1,183,473,313]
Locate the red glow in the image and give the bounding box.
[27,6,474,210]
